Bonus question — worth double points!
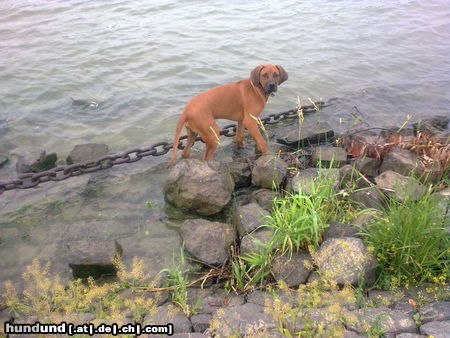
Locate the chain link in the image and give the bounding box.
[0,102,324,194]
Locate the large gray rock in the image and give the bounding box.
[345,307,417,335]
[354,156,381,178]
[164,159,235,216]
[275,120,334,148]
[15,147,57,173]
[339,164,371,189]
[232,202,270,237]
[240,228,273,257]
[271,252,313,287]
[420,320,450,338]
[250,188,280,211]
[349,187,385,210]
[323,220,359,240]
[143,304,192,334]
[311,146,348,168]
[226,161,252,188]
[316,237,376,285]
[251,154,287,189]
[419,301,450,323]
[67,239,122,278]
[286,168,340,195]
[375,170,426,202]
[210,303,278,337]
[180,219,236,265]
[379,148,420,177]
[66,143,109,164]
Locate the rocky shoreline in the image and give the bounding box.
[1,113,449,337]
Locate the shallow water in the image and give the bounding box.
[0,0,449,286]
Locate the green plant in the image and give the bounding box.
[266,169,342,255]
[360,190,449,289]
[160,248,196,316]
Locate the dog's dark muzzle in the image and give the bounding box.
[265,81,278,94]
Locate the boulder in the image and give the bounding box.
[232,202,270,237]
[240,228,273,257]
[210,303,278,337]
[250,188,280,211]
[251,154,287,189]
[379,147,420,177]
[344,307,417,335]
[316,237,376,285]
[375,170,426,202]
[226,161,252,188]
[15,147,57,173]
[354,156,381,178]
[67,239,122,278]
[339,164,370,189]
[349,187,385,210]
[286,168,340,195]
[414,115,449,135]
[349,210,380,228]
[323,220,359,240]
[66,143,109,164]
[271,252,313,287]
[420,320,450,338]
[143,304,192,334]
[275,120,334,148]
[191,313,211,333]
[419,301,450,323]
[164,159,234,216]
[179,219,236,265]
[311,146,348,168]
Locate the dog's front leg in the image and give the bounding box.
[234,120,245,147]
[243,117,268,154]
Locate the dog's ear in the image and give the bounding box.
[276,65,288,85]
[250,65,264,87]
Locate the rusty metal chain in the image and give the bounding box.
[0,102,324,194]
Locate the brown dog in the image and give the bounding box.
[166,64,288,167]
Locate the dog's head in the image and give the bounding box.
[250,64,288,95]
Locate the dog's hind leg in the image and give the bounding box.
[202,123,221,161]
[181,126,197,159]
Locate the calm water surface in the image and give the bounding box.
[0,0,449,285]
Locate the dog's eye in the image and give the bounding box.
[273,73,279,78]
[262,73,269,78]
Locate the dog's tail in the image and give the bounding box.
[166,113,186,167]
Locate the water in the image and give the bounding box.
[0,0,449,286]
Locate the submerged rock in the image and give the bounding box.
[164,159,234,216]
[179,219,236,266]
[67,239,122,278]
[66,143,109,164]
[15,147,57,173]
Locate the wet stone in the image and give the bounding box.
[67,239,122,278]
[226,161,252,188]
[0,154,8,168]
[15,147,57,173]
[66,143,109,164]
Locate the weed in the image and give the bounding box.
[359,190,449,289]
